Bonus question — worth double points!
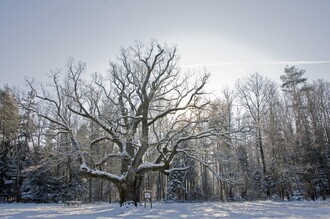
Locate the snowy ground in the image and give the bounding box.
[0,200,330,219]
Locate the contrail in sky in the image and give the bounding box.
[182,60,330,68]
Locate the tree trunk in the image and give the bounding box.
[108,182,112,203]
[99,179,103,201]
[157,172,164,201]
[88,178,93,203]
[118,174,143,206]
[257,128,270,198]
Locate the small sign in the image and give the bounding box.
[143,190,152,208]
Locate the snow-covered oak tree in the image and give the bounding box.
[26,41,216,206]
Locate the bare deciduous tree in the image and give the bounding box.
[27,41,215,206]
[235,72,276,197]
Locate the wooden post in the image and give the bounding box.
[143,190,152,208]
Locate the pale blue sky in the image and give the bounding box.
[1,0,330,92]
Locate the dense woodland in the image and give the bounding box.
[1,42,330,204]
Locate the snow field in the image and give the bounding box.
[0,200,329,219]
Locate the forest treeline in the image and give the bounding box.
[1,42,330,204]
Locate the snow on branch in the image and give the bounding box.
[164,166,190,174]
[136,162,166,174]
[79,162,124,184]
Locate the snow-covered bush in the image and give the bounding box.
[290,190,304,201]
